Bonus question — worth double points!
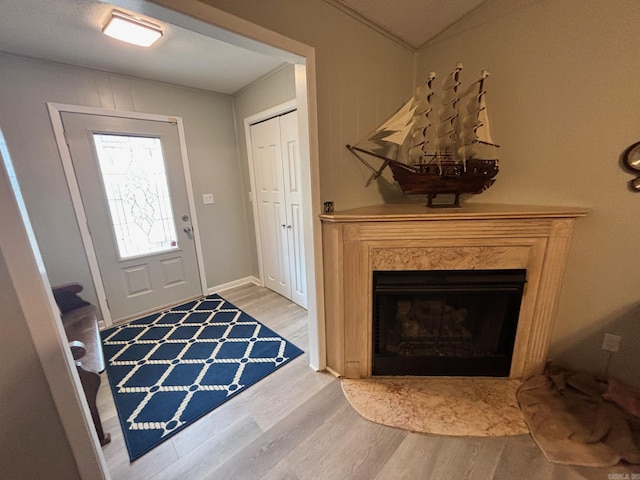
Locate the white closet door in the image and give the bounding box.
[250,110,307,308]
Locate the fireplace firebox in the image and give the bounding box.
[373,269,527,376]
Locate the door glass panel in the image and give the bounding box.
[92,134,178,259]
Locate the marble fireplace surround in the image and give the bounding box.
[320,203,589,379]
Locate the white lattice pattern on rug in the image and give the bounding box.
[102,296,291,438]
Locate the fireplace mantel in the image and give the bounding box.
[319,203,589,379]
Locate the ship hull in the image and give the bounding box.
[388,159,498,196]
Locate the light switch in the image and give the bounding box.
[202,193,214,204]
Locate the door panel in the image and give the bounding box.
[280,111,307,308]
[61,112,201,321]
[289,202,306,305]
[123,264,152,296]
[252,117,291,298]
[161,256,187,286]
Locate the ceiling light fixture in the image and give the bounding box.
[103,11,163,47]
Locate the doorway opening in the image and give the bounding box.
[10,1,323,476]
[103,0,323,371]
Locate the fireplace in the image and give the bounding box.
[319,203,588,379]
[373,269,526,376]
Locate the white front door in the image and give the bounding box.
[250,110,306,308]
[61,112,202,321]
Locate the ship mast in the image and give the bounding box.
[408,71,436,166]
[437,63,464,167]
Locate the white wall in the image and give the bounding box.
[416,0,640,387]
[0,53,254,308]
[232,64,297,275]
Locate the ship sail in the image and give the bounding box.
[457,70,499,162]
[476,92,495,145]
[374,98,416,146]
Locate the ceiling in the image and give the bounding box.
[0,0,484,94]
[0,0,287,95]
[334,0,486,49]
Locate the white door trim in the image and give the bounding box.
[244,99,297,293]
[47,103,208,326]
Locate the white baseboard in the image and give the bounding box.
[207,276,261,295]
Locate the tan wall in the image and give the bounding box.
[199,0,416,210]
[416,0,640,386]
[200,0,639,387]
[0,249,81,479]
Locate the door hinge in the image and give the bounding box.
[63,129,70,146]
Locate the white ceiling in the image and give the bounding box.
[0,0,484,94]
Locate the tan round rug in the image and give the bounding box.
[341,377,529,437]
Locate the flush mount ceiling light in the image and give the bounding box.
[103,11,163,47]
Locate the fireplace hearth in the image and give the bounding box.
[373,269,526,376]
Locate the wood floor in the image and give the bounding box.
[97,284,638,480]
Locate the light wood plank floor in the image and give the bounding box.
[98,284,638,479]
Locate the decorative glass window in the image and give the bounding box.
[92,134,178,259]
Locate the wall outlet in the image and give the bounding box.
[601,333,622,353]
[323,201,334,214]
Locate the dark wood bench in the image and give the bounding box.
[52,283,110,446]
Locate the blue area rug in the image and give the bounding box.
[100,294,304,461]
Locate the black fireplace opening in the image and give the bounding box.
[373,269,527,377]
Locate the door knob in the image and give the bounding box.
[184,226,192,234]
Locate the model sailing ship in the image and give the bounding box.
[347,63,500,207]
